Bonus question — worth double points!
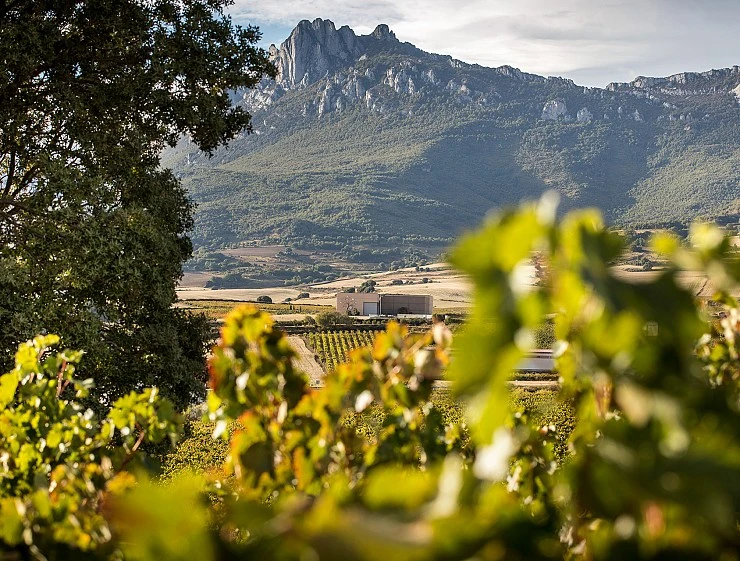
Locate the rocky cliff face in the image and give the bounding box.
[541,99,568,120]
[238,19,407,110]
[236,18,557,116]
[732,83,740,104]
[608,66,740,98]
[271,19,364,88]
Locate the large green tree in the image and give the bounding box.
[0,0,274,410]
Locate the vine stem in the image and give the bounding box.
[119,425,146,470]
[55,360,68,398]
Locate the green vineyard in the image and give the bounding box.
[306,330,378,372]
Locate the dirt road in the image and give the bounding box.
[288,336,325,387]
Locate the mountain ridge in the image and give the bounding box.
[608,66,740,92]
[165,19,740,257]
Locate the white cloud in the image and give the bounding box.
[229,0,740,87]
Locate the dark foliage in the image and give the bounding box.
[0,0,274,410]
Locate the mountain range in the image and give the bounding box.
[162,18,740,257]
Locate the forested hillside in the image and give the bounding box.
[163,19,740,254]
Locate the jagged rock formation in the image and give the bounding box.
[607,66,740,97]
[577,108,593,122]
[542,99,568,120]
[240,19,407,111]
[272,19,366,88]
[238,18,552,117]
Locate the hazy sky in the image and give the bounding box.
[228,0,740,87]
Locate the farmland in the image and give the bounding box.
[178,262,477,309]
[179,299,332,321]
[306,330,379,371]
[176,252,740,315]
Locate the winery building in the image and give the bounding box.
[336,293,433,317]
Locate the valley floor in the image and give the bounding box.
[179,263,739,311]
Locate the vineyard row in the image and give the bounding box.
[306,330,378,372]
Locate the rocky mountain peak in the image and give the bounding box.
[270,18,362,88]
[269,19,401,89]
[370,24,397,41]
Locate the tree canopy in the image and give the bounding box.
[0,0,275,409]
